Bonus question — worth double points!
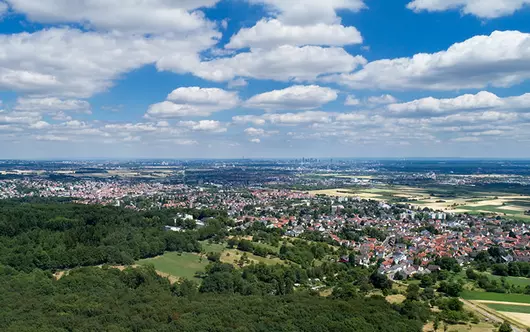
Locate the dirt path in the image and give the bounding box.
[461,299,524,332]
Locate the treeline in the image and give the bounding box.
[0,264,424,331]
[0,200,216,271]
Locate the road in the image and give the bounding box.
[461,298,523,332]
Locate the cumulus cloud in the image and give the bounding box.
[29,121,50,129]
[227,78,248,89]
[15,97,91,113]
[245,85,337,110]
[331,31,530,91]
[249,0,366,25]
[244,127,279,137]
[232,115,267,126]
[367,94,398,105]
[244,127,266,136]
[234,111,332,125]
[158,45,366,82]
[146,87,239,118]
[226,19,362,49]
[387,91,530,116]
[250,138,261,143]
[34,134,68,141]
[407,0,530,18]
[0,28,218,97]
[344,95,361,106]
[451,136,480,142]
[5,0,219,35]
[179,120,228,133]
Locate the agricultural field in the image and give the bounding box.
[137,252,208,281]
[461,290,530,304]
[310,185,530,219]
[484,303,530,327]
[462,291,530,328]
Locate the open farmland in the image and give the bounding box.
[484,303,530,327]
[310,184,530,219]
[462,291,530,328]
[461,291,530,304]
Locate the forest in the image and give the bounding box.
[0,264,424,331]
[0,199,220,271]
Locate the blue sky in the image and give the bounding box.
[0,0,530,159]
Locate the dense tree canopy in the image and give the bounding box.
[0,200,202,271]
[0,265,424,332]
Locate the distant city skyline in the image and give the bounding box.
[1,1,530,158]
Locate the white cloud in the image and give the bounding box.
[103,122,161,133]
[244,127,266,136]
[249,0,366,25]
[158,45,366,82]
[226,19,362,49]
[335,113,369,122]
[174,139,199,145]
[0,2,7,15]
[0,27,218,98]
[5,0,219,35]
[471,130,505,136]
[233,111,332,125]
[250,138,261,144]
[146,87,239,118]
[367,94,398,105]
[227,78,248,89]
[15,97,91,113]
[29,121,50,129]
[407,0,530,18]
[344,95,360,106]
[0,110,41,124]
[244,127,278,136]
[34,134,68,141]
[179,120,227,133]
[388,91,530,116]
[245,85,337,110]
[332,31,530,91]
[232,115,267,126]
[451,136,480,142]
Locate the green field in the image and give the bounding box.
[461,290,530,304]
[461,205,521,214]
[486,303,530,313]
[486,273,530,287]
[200,241,227,254]
[137,252,208,280]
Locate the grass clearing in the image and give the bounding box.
[386,294,406,304]
[200,241,226,254]
[137,252,208,281]
[220,249,286,267]
[461,290,530,304]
